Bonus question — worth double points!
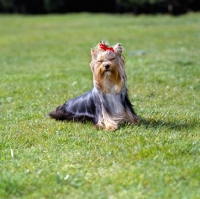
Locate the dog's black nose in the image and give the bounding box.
[105,65,110,70]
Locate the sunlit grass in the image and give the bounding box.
[0,13,200,198]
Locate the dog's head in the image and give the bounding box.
[90,41,126,94]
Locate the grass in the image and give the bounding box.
[0,13,200,199]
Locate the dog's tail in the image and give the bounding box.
[48,106,67,120]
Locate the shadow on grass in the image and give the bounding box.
[139,118,198,131]
[48,115,198,131]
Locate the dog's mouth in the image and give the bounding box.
[104,64,112,72]
[104,69,112,75]
[99,65,114,77]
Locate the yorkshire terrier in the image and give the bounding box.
[48,41,140,131]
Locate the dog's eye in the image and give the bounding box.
[109,58,115,61]
[98,60,103,63]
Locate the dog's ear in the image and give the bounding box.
[91,48,97,60]
[113,43,122,57]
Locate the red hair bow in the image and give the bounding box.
[99,43,114,52]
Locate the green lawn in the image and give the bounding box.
[0,13,200,199]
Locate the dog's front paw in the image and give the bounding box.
[104,124,118,131]
[94,123,118,131]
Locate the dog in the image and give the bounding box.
[48,41,140,131]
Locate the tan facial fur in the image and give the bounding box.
[90,43,126,94]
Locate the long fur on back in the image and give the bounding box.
[48,87,139,130]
